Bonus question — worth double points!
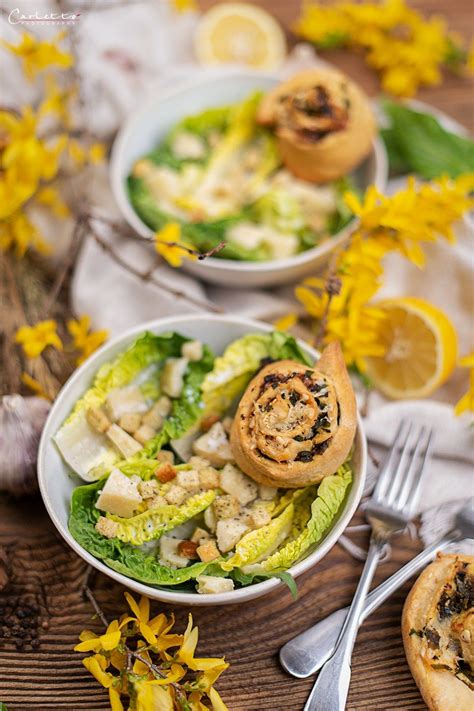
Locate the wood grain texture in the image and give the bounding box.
[0,1,472,709]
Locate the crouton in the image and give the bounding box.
[133,423,156,445]
[155,463,177,483]
[181,339,203,361]
[96,516,119,539]
[138,479,160,499]
[176,469,200,492]
[191,527,211,544]
[216,519,249,553]
[200,414,220,432]
[204,505,217,532]
[188,456,211,470]
[156,450,175,465]
[198,466,220,490]
[259,484,278,501]
[178,540,199,559]
[192,422,234,467]
[213,495,240,520]
[86,407,111,434]
[220,463,258,505]
[118,412,142,434]
[222,417,233,434]
[196,576,234,594]
[161,357,188,398]
[249,503,272,529]
[164,485,187,506]
[142,395,171,428]
[147,494,167,509]
[196,540,220,562]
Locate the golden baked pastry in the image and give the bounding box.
[403,553,474,711]
[257,68,376,183]
[230,341,356,487]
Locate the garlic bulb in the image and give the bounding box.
[0,394,50,496]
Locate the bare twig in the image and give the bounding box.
[313,273,342,349]
[82,583,108,627]
[89,226,223,314]
[43,215,87,316]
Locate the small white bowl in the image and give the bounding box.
[110,72,388,288]
[38,315,367,606]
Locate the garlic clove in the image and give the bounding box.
[0,394,50,497]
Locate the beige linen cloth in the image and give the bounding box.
[1,2,472,537]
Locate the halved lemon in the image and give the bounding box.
[365,297,458,399]
[194,3,286,70]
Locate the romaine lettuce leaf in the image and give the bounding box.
[69,480,222,586]
[54,332,213,481]
[201,331,312,415]
[220,504,294,571]
[261,464,352,572]
[107,490,216,545]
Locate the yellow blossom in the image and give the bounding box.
[67,315,108,365]
[155,222,197,268]
[36,186,70,218]
[108,687,124,711]
[294,0,470,96]
[454,352,474,415]
[0,211,50,257]
[75,619,122,653]
[1,31,73,79]
[15,320,62,359]
[171,0,198,13]
[68,139,87,166]
[21,372,52,400]
[89,142,106,164]
[39,75,74,126]
[82,653,115,688]
[273,313,298,331]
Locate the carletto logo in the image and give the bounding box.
[8,8,81,25]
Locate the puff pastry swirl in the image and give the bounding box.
[230,341,356,487]
[403,553,474,711]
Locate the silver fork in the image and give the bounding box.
[303,422,433,711]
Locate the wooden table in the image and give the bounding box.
[0,1,472,709]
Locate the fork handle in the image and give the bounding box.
[281,534,456,679]
[303,537,384,711]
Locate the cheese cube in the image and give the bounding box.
[95,516,119,539]
[259,484,278,501]
[118,412,142,434]
[106,424,143,459]
[161,357,188,398]
[192,422,234,467]
[216,519,248,553]
[95,468,142,518]
[105,385,147,421]
[220,463,258,505]
[196,576,235,594]
[191,526,211,544]
[181,340,203,361]
[176,469,200,492]
[133,423,156,445]
[86,407,111,433]
[204,505,217,532]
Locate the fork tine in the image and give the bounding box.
[373,421,411,501]
[402,428,434,516]
[383,424,420,507]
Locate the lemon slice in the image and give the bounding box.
[194,3,286,70]
[365,297,458,399]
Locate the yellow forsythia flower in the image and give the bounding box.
[273,313,298,332]
[67,315,108,365]
[88,143,106,164]
[171,0,198,13]
[155,222,197,268]
[20,372,52,400]
[15,320,63,359]
[35,186,70,218]
[0,211,50,257]
[454,352,474,415]
[1,31,73,79]
[294,0,469,97]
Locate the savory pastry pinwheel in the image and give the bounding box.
[403,553,474,711]
[257,67,376,183]
[230,341,356,487]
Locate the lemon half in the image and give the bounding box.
[194,2,286,70]
[365,297,458,399]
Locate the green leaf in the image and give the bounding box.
[381,99,474,179]
[261,464,353,572]
[0,703,9,711]
[107,490,216,545]
[69,480,221,586]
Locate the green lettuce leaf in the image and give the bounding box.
[252,189,304,233]
[221,504,294,571]
[69,480,221,586]
[201,331,312,415]
[55,332,213,481]
[229,568,298,599]
[261,464,352,572]
[106,490,216,545]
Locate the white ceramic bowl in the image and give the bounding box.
[38,315,367,606]
[110,72,388,288]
